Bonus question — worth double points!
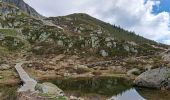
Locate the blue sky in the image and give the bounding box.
[152,0,170,43]
[153,0,170,13]
[25,0,170,44]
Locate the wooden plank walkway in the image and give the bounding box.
[15,63,37,92]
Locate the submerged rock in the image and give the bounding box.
[134,67,170,90]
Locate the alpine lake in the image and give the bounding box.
[1,77,170,100]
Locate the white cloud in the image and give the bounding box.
[24,0,170,44]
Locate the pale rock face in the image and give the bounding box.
[70,96,78,100]
[13,38,21,46]
[79,36,84,41]
[33,46,43,51]
[85,40,90,47]
[14,21,20,27]
[130,48,138,53]
[74,64,88,69]
[77,30,81,34]
[39,32,50,42]
[97,30,102,34]
[91,35,99,48]
[79,26,84,31]
[65,17,72,21]
[106,42,112,48]
[113,42,117,48]
[105,37,114,42]
[81,44,85,48]
[0,33,4,40]
[100,50,108,57]
[74,26,84,33]
[124,45,130,52]
[57,40,64,46]
[68,42,73,48]
[8,23,12,27]
[0,23,2,28]
[128,41,137,46]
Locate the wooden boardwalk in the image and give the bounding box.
[15,63,37,92]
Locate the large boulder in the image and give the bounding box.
[134,67,170,90]
[35,82,64,97]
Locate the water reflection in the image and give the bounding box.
[52,77,170,100]
[51,77,132,97]
[136,87,170,100]
[1,77,170,100]
[109,88,145,100]
[0,85,17,100]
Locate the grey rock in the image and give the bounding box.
[100,50,108,57]
[134,67,170,89]
[124,45,130,52]
[0,64,11,70]
[57,40,64,46]
[106,42,112,48]
[35,82,64,96]
[130,48,138,53]
[65,17,72,21]
[105,37,114,42]
[127,41,137,46]
[162,49,170,61]
[91,35,99,48]
[0,33,5,40]
[74,64,88,70]
[127,68,140,76]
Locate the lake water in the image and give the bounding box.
[52,77,170,100]
[1,77,170,100]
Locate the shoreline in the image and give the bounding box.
[0,73,128,86]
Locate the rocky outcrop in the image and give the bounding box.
[35,82,64,97]
[134,67,170,90]
[161,49,170,61]
[2,0,43,18]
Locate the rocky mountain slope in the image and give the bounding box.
[0,1,168,59]
[1,0,43,18]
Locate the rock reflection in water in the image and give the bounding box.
[109,88,145,100]
[51,77,132,97]
[110,87,170,100]
[0,85,17,100]
[51,77,133,100]
[52,77,170,100]
[136,87,170,100]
